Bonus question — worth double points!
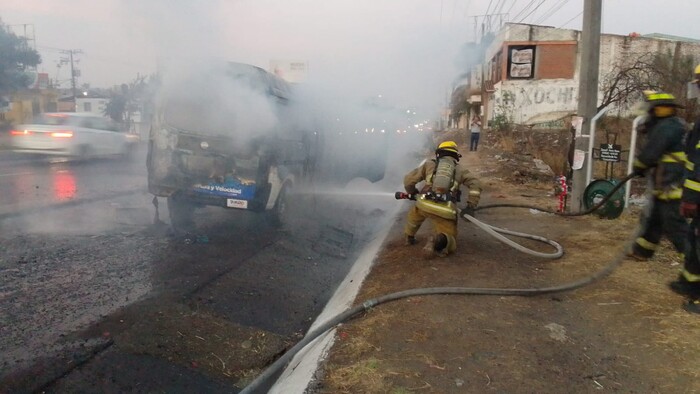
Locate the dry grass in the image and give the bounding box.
[335,308,396,359]
[538,150,567,175]
[324,358,387,393]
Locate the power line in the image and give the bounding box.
[517,0,548,23]
[484,0,496,16]
[496,0,508,14]
[505,0,518,15]
[559,10,583,28]
[512,0,536,21]
[534,0,571,25]
[489,0,504,16]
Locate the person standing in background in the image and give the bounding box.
[470,115,482,152]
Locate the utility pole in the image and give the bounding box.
[60,49,82,111]
[570,0,602,212]
[468,13,509,42]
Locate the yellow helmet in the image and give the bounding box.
[694,64,700,83]
[645,92,680,107]
[436,140,461,160]
[437,141,459,154]
[645,92,681,118]
[695,64,700,75]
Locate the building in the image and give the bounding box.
[0,73,59,125]
[453,23,700,128]
[76,94,109,116]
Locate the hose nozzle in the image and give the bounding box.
[395,192,416,200]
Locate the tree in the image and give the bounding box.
[598,49,698,121]
[0,22,41,94]
[104,93,127,123]
[598,53,659,113]
[104,75,155,125]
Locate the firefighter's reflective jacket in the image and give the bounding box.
[683,120,700,204]
[404,159,482,220]
[633,116,687,200]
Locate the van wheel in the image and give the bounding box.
[268,184,290,227]
[168,195,196,234]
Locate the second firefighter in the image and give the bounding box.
[630,92,688,261]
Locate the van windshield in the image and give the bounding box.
[162,63,277,134]
[163,97,230,134]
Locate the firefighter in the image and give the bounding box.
[403,141,482,258]
[671,65,700,312]
[629,92,688,261]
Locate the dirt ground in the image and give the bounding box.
[317,143,700,393]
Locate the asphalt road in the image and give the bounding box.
[0,147,396,392]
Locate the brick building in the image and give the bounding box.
[454,23,700,128]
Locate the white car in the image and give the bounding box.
[10,112,138,157]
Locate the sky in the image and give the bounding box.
[3,0,700,115]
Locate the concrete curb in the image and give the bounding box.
[269,205,402,393]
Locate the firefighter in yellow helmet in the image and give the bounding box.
[629,92,687,262]
[402,141,482,258]
[672,65,700,313]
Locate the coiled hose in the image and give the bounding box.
[239,173,637,394]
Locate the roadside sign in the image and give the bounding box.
[600,144,621,162]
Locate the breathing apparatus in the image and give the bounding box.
[424,141,462,204]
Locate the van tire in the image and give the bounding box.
[267,184,290,227]
[168,195,196,234]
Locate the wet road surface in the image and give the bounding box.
[0,147,395,392]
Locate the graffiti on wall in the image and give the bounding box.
[493,80,579,124]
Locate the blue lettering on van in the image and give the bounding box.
[192,178,256,200]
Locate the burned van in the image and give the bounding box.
[147,62,320,229]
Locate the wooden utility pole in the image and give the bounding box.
[570,0,603,211]
[60,49,82,111]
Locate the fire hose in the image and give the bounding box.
[240,173,637,394]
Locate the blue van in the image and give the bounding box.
[146,62,320,230]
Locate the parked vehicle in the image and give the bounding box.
[147,62,321,229]
[10,113,138,157]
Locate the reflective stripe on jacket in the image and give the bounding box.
[634,116,687,199]
[683,119,700,204]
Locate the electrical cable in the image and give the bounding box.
[559,10,583,28]
[534,0,570,25]
[517,0,548,23]
[239,174,639,394]
[511,0,536,22]
[484,0,496,17]
[496,0,508,15]
[505,0,518,17]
